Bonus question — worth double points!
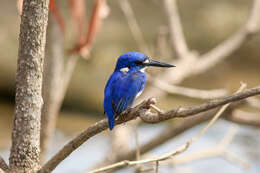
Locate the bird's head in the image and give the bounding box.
[115,52,175,72]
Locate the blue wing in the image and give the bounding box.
[104,71,146,130]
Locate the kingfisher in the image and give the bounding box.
[104,52,175,130]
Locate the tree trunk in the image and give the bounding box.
[40,14,64,163]
[9,0,49,172]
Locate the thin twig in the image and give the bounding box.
[247,97,260,109]
[39,85,260,173]
[155,161,159,173]
[222,152,250,169]
[164,125,250,170]
[87,85,246,173]
[162,126,237,165]
[134,125,142,172]
[225,109,260,126]
[118,0,150,54]
[141,0,260,100]
[150,77,228,99]
[162,0,191,59]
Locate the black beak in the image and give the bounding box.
[144,59,175,68]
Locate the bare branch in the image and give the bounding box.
[91,100,245,171]
[40,14,65,163]
[141,0,260,100]
[140,84,252,123]
[88,85,245,173]
[39,86,260,173]
[247,97,260,109]
[119,0,150,54]
[164,125,250,169]
[225,109,260,126]
[150,77,228,99]
[162,0,191,59]
[194,0,260,72]
[0,156,9,173]
[222,152,250,169]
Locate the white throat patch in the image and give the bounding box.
[120,67,129,73]
[140,67,147,72]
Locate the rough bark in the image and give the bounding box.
[39,86,260,173]
[40,14,64,163]
[9,0,49,172]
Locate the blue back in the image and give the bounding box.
[104,52,147,130]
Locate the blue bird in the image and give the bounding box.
[104,52,175,130]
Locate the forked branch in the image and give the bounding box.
[39,85,260,173]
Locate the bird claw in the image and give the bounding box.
[150,104,164,114]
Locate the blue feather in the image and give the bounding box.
[103,52,174,130]
[104,70,146,130]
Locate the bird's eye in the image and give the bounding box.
[135,61,143,65]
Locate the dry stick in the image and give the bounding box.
[87,84,246,173]
[165,125,250,169]
[222,152,250,169]
[118,0,150,54]
[162,0,191,60]
[141,0,260,101]
[39,86,260,173]
[247,97,260,109]
[150,77,228,99]
[0,156,9,173]
[225,109,260,126]
[133,125,142,173]
[155,161,159,173]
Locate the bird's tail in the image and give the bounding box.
[105,110,114,130]
[108,117,114,130]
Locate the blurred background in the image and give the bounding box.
[0,0,260,172]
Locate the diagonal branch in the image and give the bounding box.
[119,0,150,54]
[141,0,260,100]
[39,86,260,173]
[162,0,191,59]
[150,77,228,99]
[87,85,246,173]
[0,156,9,173]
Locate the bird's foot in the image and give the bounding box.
[150,104,164,114]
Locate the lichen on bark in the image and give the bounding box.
[9,0,50,172]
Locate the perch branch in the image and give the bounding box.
[0,156,9,173]
[87,85,245,173]
[39,85,260,173]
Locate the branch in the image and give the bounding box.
[10,0,49,172]
[40,13,65,163]
[162,0,192,59]
[119,0,150,54]
[89,100,246,172]
[150,77,228,99]
[39,86,260,173]
[140,85,256,123]
[193,0,260,73]
[87,85,246,173]
[165,125,250,169]
[0,156,9,173]
[225,109,260,126]
[141,0,260,100]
